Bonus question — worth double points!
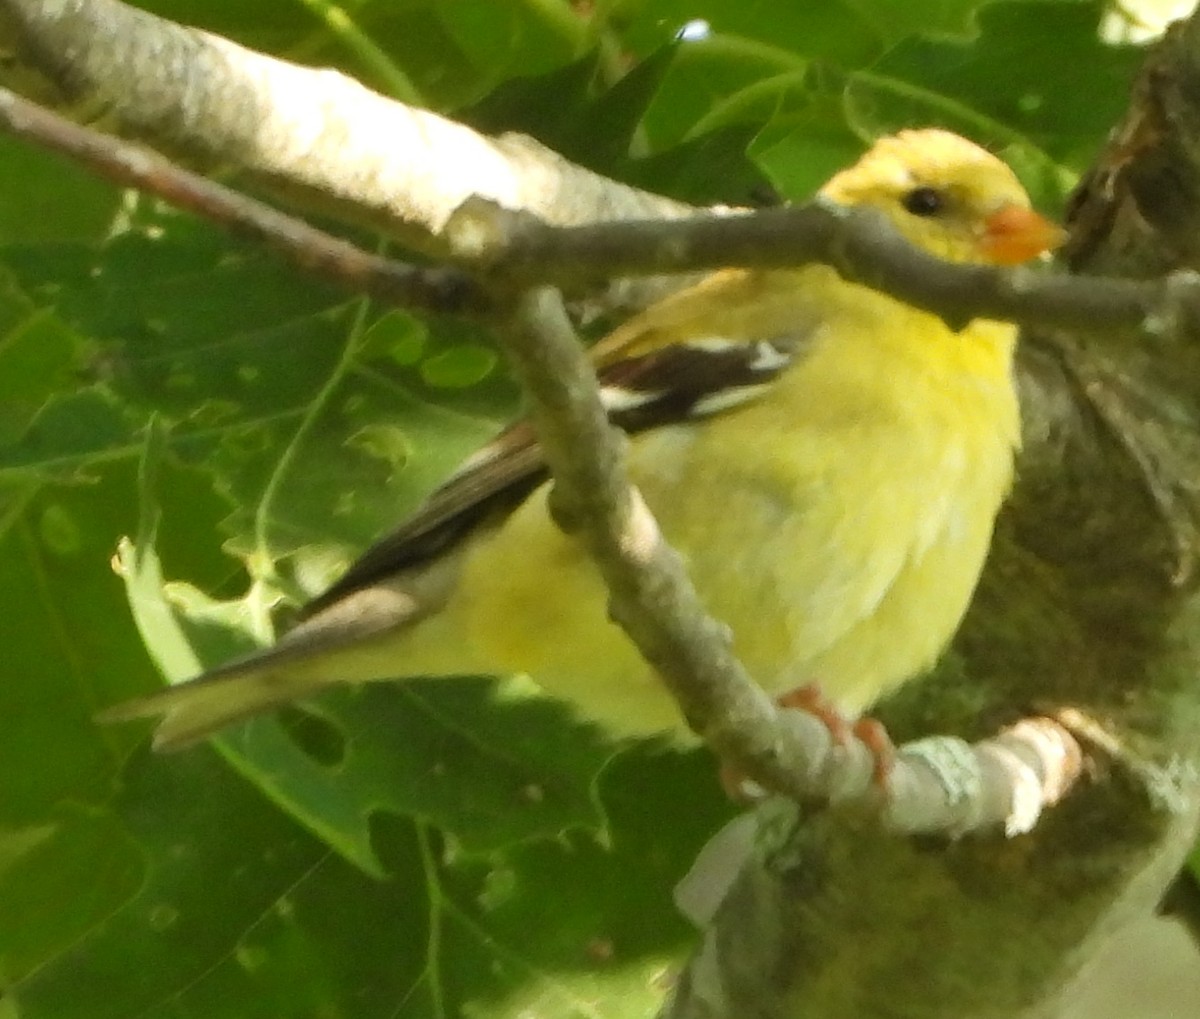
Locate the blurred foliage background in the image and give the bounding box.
[0,1,1177,1016]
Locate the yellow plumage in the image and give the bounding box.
[102,129,1062,750]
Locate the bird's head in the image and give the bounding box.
[821,129,1064,266]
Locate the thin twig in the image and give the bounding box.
[0,87,488,316]
[450,196,1200,340]
[5,86,1200,348]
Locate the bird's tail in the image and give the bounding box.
[96,650,330,752]
[99,574,473,751]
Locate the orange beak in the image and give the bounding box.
[980,204,1066,265]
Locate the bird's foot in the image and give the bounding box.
[778,683,896,789]
[776,683,853,742]
[848,715,896,788]
[716,683,896,800]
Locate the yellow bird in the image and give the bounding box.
[102,129,1063,752]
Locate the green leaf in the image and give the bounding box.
[847,0,1142,171]
[467,44,679,174]
[117,534,618,876]
[419,342,500,389]
[749,101,869,201]
[745,1,1137,209]
[627,123,774,206]
[840,0,993,44]
[10,748,722,1019]
[0,137,119,244]
[638,31,809,151]
[0,465,155,823]
[571,44,681,168]
[468,50,604,141]
[0,805,143,980]
[9,747,337,1019]
[622,0,881,67]
[0,275,95,447]
[0,460,172,987]
[1,215,513,564]
[434,0,587,86]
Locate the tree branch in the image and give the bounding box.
[0,0,693,252]
[455,196,1200,340]
[8,83,1200,356]
[0,86,490,315]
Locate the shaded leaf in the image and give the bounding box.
[118,536,617,875]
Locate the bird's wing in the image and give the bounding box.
[299,421,546,617]
[303,275,819,616]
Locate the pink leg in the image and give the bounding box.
[776,683,853,744]
[716,682,896,798]
[851,716,896,788]
[779,683,896,790]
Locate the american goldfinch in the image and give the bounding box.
[103,129,1063,751]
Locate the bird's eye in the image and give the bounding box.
[901,186,945,217]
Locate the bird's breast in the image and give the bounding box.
[630,305,1020,712]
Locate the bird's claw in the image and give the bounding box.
[778,683,896,789]
[716,683,897,799]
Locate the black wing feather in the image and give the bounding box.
[301,335,805,617]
